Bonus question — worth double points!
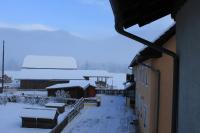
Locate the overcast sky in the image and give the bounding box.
[0,0,174,39]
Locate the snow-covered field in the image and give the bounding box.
[0,103,51,133]
[0,102,73,133]
[62,95,136,133]
[0,95,136,133]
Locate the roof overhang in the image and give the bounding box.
[110,0,173,28]
[130,51,162,67]
[129,25,176,67]
[109,0,186,29]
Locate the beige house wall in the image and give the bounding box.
[152,35,176,133]
[134,35,176,133]
[134,60,157,133]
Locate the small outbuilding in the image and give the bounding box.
[84,84,96,97]
[47,86,84,99]
[46,81,88,99]
[47,80,96,98]
[21,108,59,129]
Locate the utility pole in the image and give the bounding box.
[1,40,5,93]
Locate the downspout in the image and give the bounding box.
[1,40,5,93]
[115,23,179,133]
[139,62,160,133]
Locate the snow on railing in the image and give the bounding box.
[50,97,84,133]
[84,97,101,107]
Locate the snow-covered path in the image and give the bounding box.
[62,95,136,133]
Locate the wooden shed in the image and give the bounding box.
[47,81,97,99]
[21,108,59,129]
[47,86,84,99]
[84,84,96,98]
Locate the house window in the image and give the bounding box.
[142,66,145,85]
[140,66,142,83]
[140,66,143,83]
[141,66,143,83]
[134,67,137,81]
[145,68,148,86]
[138,66,141,82]
[136,67,138,81]
[139,98,143,119]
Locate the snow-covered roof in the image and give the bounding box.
[21,108,57,119]
[16,69,85,80]
[16,69,112,81]
[22,55,78,69]
[46,80,95,89]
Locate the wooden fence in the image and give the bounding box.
[50,98,84,133]
[84,97,101,107]
[96,89,124,95]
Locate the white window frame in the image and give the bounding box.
[145,68,148,87]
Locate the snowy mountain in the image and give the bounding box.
[0,28,143,72]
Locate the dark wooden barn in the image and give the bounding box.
[17,55,84,89]
[20,80,68,89]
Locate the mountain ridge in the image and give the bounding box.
[0,28,143,72]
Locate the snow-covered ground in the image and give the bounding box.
[0,103,51,133]
[62,95,136,133]
[0,102,73,133]
[0,94,136,133]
